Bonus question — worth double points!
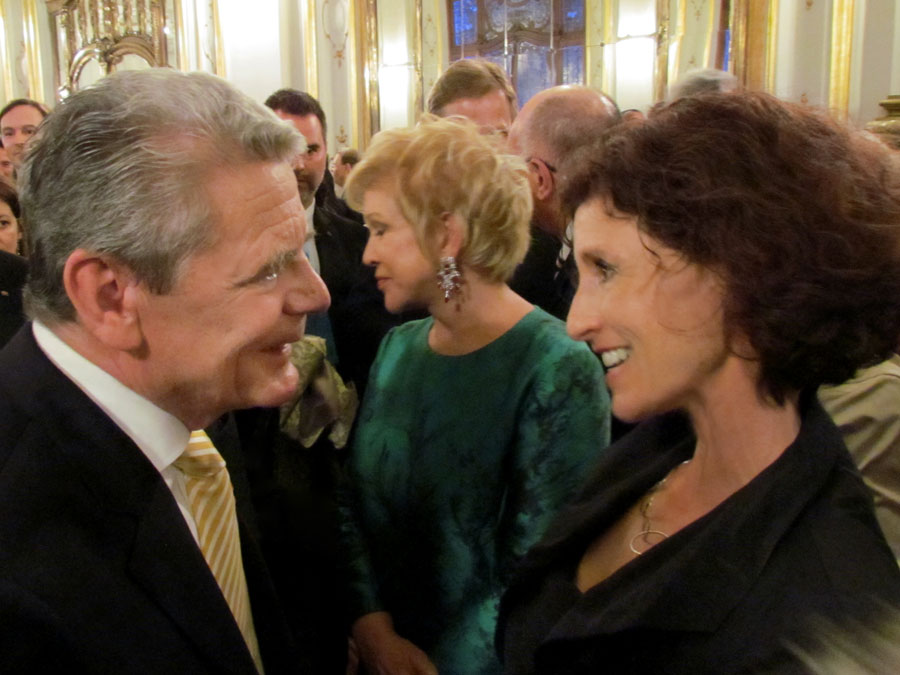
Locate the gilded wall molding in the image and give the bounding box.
[173,0,189,71]
[302,0,318,98]
[352,0,378,148]
[210,0,225,75]
[0,0,13,100]
[23,0,45,99]
[665,0,686,86]
[828,0,854,118]
[655,0,669,103]
[765,0,778,91]
[585,0,614,93]
[413,0,423,116]
[731,0,776,92]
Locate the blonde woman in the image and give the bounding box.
[340,117,611,675]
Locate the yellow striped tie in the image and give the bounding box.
[175,430,264,673]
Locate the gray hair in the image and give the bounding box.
[667,68,739,101]
[20,68,305,323]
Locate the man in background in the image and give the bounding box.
[427,58,518,138]
[507,85,621,319]
[0,147,13,179]
[331,147,360,199]
[0,98,48,174]
[265,89,395,393]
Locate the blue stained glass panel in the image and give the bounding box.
[722,29,731,71]
[453,0,478,47]
[563,0,585,32]
[561,45,583,85]
[516,42,553,108]
[483,49,512,74]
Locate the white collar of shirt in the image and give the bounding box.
[304,200,321,275]
[560,220,573,262]
[32,320,190,474]
[305,201,316,240]
[334,184,344,199]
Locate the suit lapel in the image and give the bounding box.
[0,327,259,673]
[128,484,258,672]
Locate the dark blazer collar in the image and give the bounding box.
[506,399,845,639]
[0,325,261,672]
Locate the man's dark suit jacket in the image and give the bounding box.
[0,326,306,673]
[0,250,26,348]
[509,226,573,321]
[313,205,397,394]
[316,169,364,225]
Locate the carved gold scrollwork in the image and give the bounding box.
[45,0,171,97]
[867,96,900,150]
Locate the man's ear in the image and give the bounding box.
[437,212,465,260]
[62,250,144,351]
[531,158,555,202]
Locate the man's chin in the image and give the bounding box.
[245,362,301,410]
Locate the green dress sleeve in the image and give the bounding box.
[455,336,610,672]
[498,338,611,573]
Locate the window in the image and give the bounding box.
[448,0,585,107]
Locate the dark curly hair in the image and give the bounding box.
[0,177,23,255]
[563,91,900,403]
[0,178,19,218]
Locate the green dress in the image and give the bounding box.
[340,308,611,674]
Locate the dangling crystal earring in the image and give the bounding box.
[437,256,463,302]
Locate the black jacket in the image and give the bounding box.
[0,250,26,348]
[313,205,397,394]
[0,327,306,673]
[498,398,900,674]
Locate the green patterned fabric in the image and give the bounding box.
[340,308,611,674]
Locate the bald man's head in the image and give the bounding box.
[508,86,620,236]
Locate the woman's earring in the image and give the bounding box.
[437,256,463,302]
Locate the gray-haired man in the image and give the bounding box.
[0,69,329,673]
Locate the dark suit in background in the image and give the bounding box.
[317,168,364,225]
[509,227,572,322]
[313,205,398,395]
[0,249,26,348]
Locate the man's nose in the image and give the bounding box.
[285,257,330,316]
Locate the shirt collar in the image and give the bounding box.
[32,320,190,473]
[305,200,316,241]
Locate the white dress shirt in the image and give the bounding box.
[304,200,321,275]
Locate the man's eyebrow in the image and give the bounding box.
[234,248,299,287]
[307,143,320,151]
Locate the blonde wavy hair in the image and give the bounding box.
[345,115,532,283]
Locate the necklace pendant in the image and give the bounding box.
[629,529,669,556]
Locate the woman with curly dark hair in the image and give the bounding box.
[497,91,900,674]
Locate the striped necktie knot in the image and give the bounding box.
[174,430,226,478]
